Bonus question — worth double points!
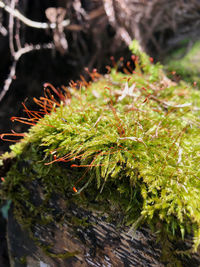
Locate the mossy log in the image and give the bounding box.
[1,41,200,266]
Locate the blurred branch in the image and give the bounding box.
[0,22,7,35]
[0,43,55,102]
[8,0,15,57]
[0,0,67,102]
[0,60,17,103]
[0,1,70,29]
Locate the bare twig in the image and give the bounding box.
[0,1,70,29]
[8,0,16,57]
[0,0,68,102]
[0,22,7,36]
[15,15,22,50]
[0,43,55,102]
[14,42,54,61]
[0,60,17,102]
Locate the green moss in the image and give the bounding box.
[1,40,200,259]
[70,216,90,227]
[19,256,27,264]
[41,246,79,260]
[165,41,200,84]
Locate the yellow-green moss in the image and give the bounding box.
[1,40,200,255]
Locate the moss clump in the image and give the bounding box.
[165,41,200,84]
[1,40,200,255]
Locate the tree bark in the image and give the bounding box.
[5,181,200,267]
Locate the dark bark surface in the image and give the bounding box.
[7,206,163,267]
[6,200,200,267]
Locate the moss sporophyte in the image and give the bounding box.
[0,40,200,254]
